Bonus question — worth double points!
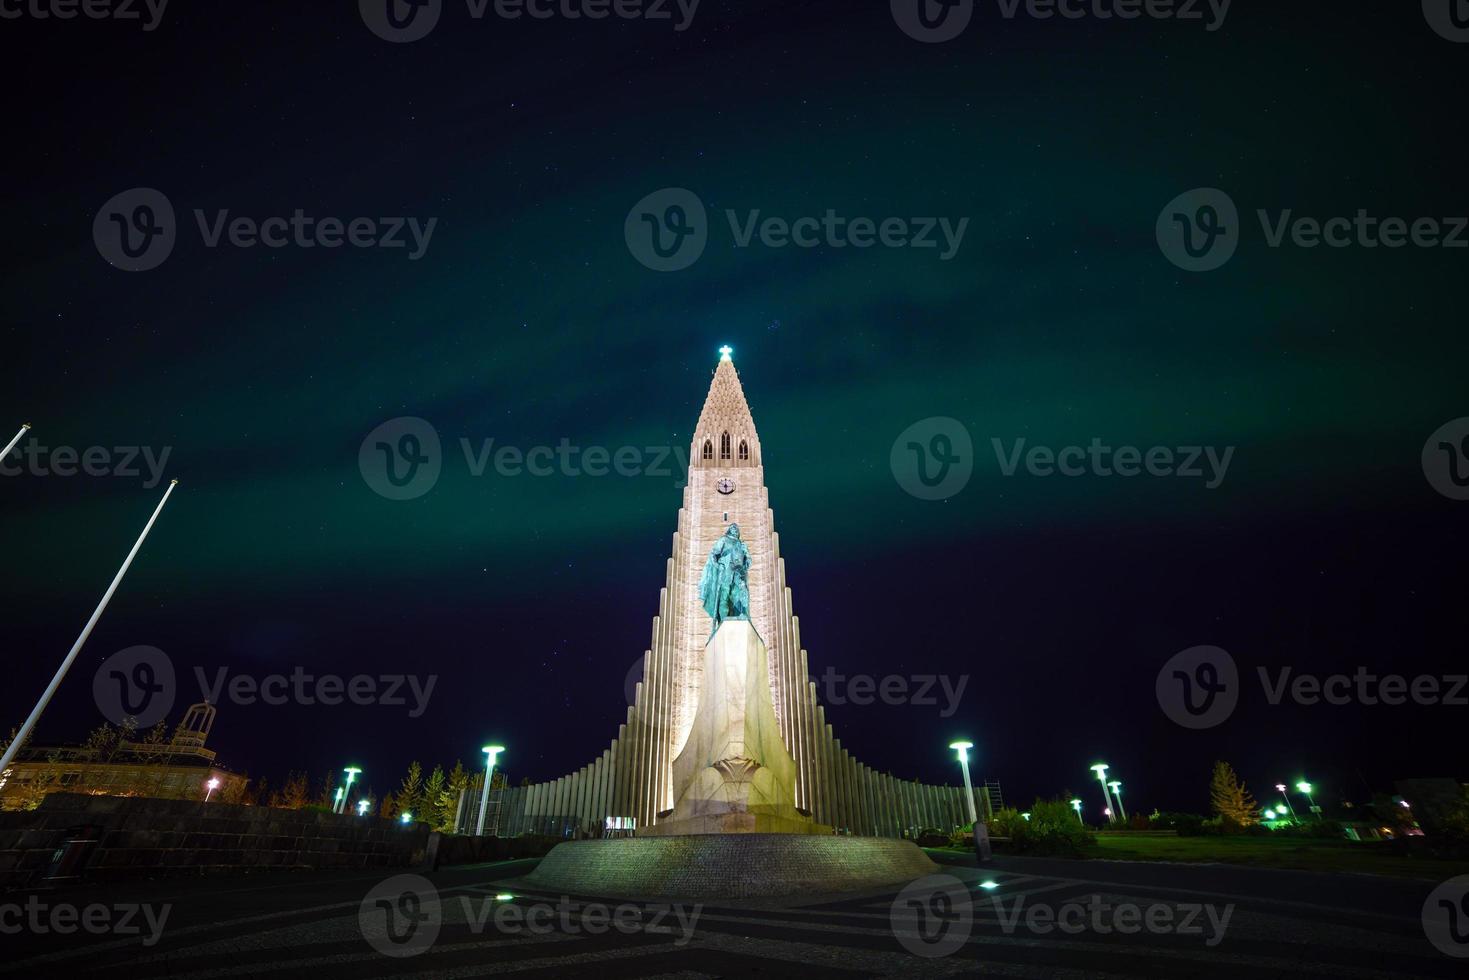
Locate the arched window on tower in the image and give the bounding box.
[738,440,749,461]
[720,432,731,460]
[702,440,713,461]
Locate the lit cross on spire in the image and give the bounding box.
[718,345,733,362]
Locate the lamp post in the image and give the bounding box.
[1070,798,1084,824]
[948,741,978,825]
[1107,780,1127,822]
[400,811,413,825]
[1090,764,1115,824]
[336,767,361,815]
[477,745,505,836]
[205,777,220,802]
[2,423,30,463]
[1296,781,1321,820]
[1274,784,1298,823]
[0,480,178,779]
[357,799,370,817]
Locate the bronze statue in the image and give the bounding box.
[699,524,750,635]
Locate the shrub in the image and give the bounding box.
[995,799,1095,857]
[989,807,1027,839]
[1152,812,1206,836]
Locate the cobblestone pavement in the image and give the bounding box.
[1,853,1461,978]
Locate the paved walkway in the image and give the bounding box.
[1,852,1460,977]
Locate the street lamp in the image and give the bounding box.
[1070,798,1084,824]
[336,767,361,815]
[1274,783,1298,822]
[400,811,413,825]
[477,745,506,836]
[949,741,978,825]
[357,799,370,817]
[1264,808,1276,820]
[1296,781,1321,819]
[1107,779,1127,822]
[1090,764,1115,824]
[204,777,220,802]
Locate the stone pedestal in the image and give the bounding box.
[525,834,939,900]
[643,620,825,836]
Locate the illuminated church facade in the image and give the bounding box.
[472,348,992,838]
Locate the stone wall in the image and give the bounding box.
[0,793,431,888]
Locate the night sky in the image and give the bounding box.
[2,2,1465,816]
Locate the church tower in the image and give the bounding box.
[476,348,985,839]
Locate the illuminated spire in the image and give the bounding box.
[692,347,760,468]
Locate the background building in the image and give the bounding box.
[0,702,246,810]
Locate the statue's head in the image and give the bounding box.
[726,523,741,539]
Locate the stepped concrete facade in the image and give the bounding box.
[475,351,985,839]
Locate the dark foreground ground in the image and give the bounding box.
[1,850,1461,978]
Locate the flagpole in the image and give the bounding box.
[0,480,178,777]
[2,424,30,463]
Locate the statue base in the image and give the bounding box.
[525,834,938,900]
[642,620,822,836]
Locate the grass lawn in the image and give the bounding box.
[1084,833,1469,880]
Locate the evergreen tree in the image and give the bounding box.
[1209,761,1261,828]
[423,765,451,831]
[396,761,424,818]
